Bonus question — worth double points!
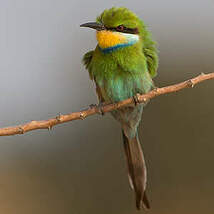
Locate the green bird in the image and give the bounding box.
[80,7,158,210]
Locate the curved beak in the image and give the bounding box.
[80,22,105,31]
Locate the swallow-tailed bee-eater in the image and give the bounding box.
[81,7,158,210]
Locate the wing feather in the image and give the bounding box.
[82,50,94,80]
[82,50,104,102]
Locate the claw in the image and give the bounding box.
[133,94,140,106]
[97,102,105,116]
[89,104,97,109]
[89,103,105,115]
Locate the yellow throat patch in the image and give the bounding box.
[96,30,126,49]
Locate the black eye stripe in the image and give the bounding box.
[105,26,139,34]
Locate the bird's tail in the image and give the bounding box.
[122,130,150,210]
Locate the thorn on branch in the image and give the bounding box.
[18,127,24,134]
[143,97,148,103]
[187,79,194,88]
[56,113,62,122]
[153,87,160,93]
[79,112,86,120]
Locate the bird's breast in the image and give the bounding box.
[96,71,144,103]
[91,42,152,102]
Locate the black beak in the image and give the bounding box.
[80,22,105,31]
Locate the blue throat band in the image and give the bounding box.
[99,42,135,54]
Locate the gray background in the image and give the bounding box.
[0,0,214,213]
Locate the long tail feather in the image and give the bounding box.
[122,130,150,210]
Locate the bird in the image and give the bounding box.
[80,7,158,210]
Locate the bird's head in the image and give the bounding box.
[80,7,145,53]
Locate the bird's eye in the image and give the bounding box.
[116,25,124,32]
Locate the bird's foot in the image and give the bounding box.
[97,102,105,116]
[89,104,97,109]
[89,103,105,116]
[133,94,140,106]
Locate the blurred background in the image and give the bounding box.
[0,0,214,213]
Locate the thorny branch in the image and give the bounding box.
[0,72,214,136]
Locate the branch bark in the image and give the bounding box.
[0,72,214,136]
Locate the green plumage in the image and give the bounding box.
[82,7,158,210]
[83,7,158,81]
